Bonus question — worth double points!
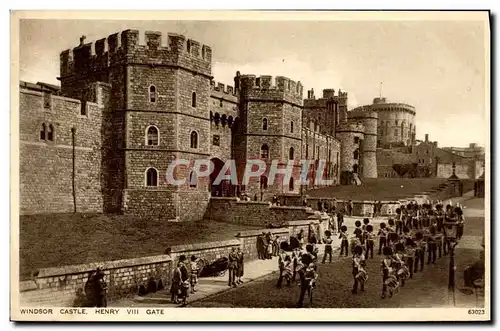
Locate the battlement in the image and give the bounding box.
[210,81,237,96]
[237,74,304,106]
[60,30,212,78]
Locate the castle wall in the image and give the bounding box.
[19,84,107,214]
[336,122,365,174]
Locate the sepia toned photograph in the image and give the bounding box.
[10,10,490,322]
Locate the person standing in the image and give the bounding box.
[322,230,333,264]
[92,268,107,308]
[339,225,349,257]
[336,209,344,233]
[347,200,353,216]
[365,225,375,259]
[377,223,388,255]
[228,248,238,287]
[189,255,199,293]
[236,247,245,284]
[414,232,426,273]
[296,245,316,308]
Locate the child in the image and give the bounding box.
[365,224,375,259]
[189,255,199,293]
[339,225,349,257]
[377,223,388,255]
[322,230,333,264]
[381,246,398,299]
[352,245,367,294]
[414,232,426,273]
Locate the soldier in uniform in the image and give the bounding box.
[296,244,316,308]
[414,232,426,273]
[352,245,367,294]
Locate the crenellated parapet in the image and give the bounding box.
[210,80,239,103]
[238,74,303,106]
[60,30,212,79]
[303,88,348,108]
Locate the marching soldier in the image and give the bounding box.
[364,224,375,259]
[339,225,349,257]
[322,230,333,264]
[352,245,367,294]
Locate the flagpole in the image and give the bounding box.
[379,82,383,98]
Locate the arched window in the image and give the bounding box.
[261,144,269,159]
[262,118,268,131]
[146,168,158,187]
[192,92,197,107]
[289,177,294,191]
[189,171,197,188]
[353,149,359,160]
[40,123,46,140]
[290,121,294,133]
[289,147,294,160]
[149,85,157,103]
[260,175,268,190]
[190,131,198,149]
[146,126,159,146]
[353,164,358,174]
[48,124,54,141]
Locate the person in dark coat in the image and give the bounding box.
[228,247,238,287]
[256,233,266,260]
[171,255,189,305]
[236,247,245,284]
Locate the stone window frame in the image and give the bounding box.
[189,171,198,189]
[47,124,55,141]
[149,85,157,103]
[260,175,268,190]
[145,167,159,187]
[190,130,199,149]
[289,146,294,160]
[145,125,160,146]
[192,92,197,108]
[261,144,269,159]
[353,149,359,160]
[290,120,294,133]
[212,134,220,146]
[40,123,47,141]
[262,118,268,131]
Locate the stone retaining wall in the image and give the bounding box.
[205,197,314,226]
[19,218,324,307]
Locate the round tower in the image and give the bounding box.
[336,121,365,184]
[348,110,378,178]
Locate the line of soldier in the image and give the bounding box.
[348,201,465,299]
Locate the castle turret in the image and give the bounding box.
[348,110,378,178]
[336,121,365,185]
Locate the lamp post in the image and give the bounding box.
[443,219,460,306]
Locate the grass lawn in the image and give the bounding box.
[306,178,448,201]
[19,214,259,280]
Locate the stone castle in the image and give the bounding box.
[23,29,481,221]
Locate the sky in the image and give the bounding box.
[18,18,488,148]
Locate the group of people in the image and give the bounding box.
[345,201,465,299]
[257,232,282,260]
